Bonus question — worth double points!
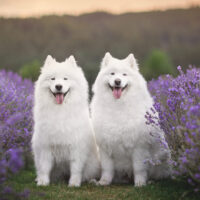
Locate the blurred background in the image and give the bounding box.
[0,0,200,86]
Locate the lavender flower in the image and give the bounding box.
[147,66,200,189]
[0,70,33,199]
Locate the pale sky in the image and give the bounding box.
[0,0,200,17]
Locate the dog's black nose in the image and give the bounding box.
[55,85,62,91]
[115,79,121,86]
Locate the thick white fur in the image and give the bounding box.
[32,55,100,187]
[91,52,171,187]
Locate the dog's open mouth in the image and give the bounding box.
[109,84,128,99]
[51,90,69,104]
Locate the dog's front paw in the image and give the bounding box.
[68,176,81,187]
[135,180,146,187]
[68,181,81,187]
[134,176,147,187]
[36,176,49,186]
[97,179,111,186]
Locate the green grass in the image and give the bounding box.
[7,169,199,200]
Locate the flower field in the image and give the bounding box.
[0,67,199,199]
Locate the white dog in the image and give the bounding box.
[91,52,171,187]
[32,55,100,187]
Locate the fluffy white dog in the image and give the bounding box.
[32,55,99,187]
[91,52,171,187]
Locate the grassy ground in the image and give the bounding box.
[7,169,199,200]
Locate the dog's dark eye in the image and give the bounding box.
[51,77,55,80]
[64,77,68,80]
[123,73,127,76]
[110,72,115,75]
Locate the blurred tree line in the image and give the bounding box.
[19,60,40,81]
[0,7,200,85]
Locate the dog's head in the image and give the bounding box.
[37,55,87,105]
[93,52,141,99]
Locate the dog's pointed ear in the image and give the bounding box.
[67,55,77,67]
[126,53,139,70]
[101,52,112,68]
[43,55,55,67]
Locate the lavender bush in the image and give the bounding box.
[147,66,200,190]
[0,70,33,199]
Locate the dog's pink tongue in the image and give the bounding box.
[113,88,122,99]
[55,94,64,104]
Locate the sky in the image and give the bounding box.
[0,0,200,17]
